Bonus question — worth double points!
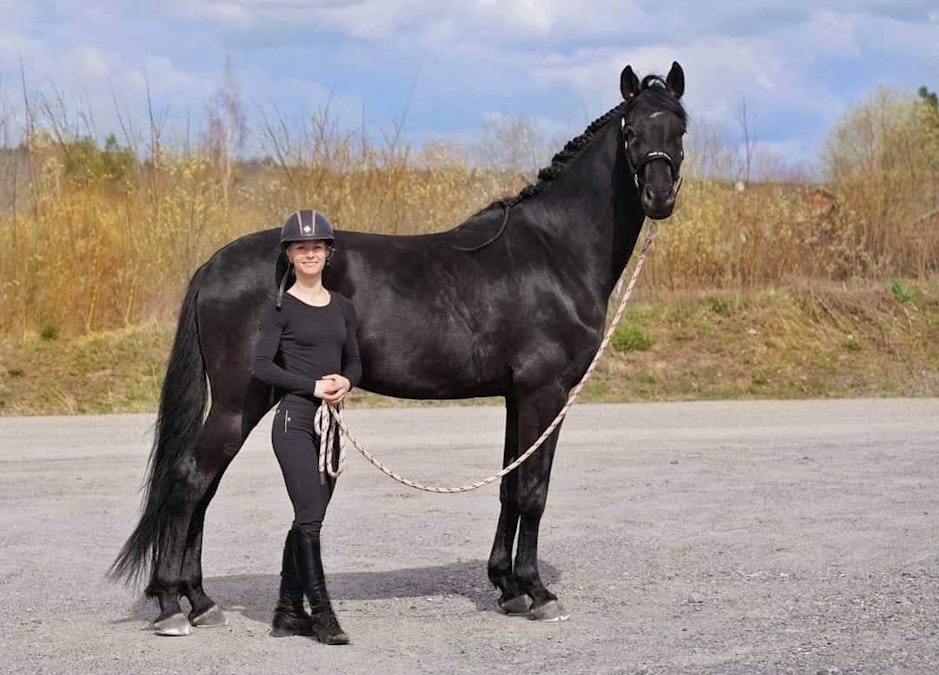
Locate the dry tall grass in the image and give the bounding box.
[0,120,520,336]
[1,89,937,337]
[636,88,939,289]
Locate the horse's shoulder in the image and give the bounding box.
[330,291,356,317]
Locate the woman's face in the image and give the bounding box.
[287,240,329,277]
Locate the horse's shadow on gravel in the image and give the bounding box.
[123,559,561,626]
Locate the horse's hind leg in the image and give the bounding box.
[512,384,569,621]
[178,471,230,628]
[146,404,242,634]
[180,385,270,627]
[488,395,529,614]
[176,408,244,628]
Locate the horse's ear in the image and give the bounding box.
[666,61,685,99]
[620,65,640,100]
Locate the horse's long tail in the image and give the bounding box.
[109,262,211,587]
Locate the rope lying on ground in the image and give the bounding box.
[322,221,657,493]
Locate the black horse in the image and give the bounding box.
[112,62,687,633]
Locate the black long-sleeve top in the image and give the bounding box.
[250,292,362,405]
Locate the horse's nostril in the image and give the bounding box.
[643,185,674,204]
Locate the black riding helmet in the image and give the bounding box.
[275,209,336,309]
[280,209,335,246]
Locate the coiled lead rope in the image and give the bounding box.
[315,400,345,479]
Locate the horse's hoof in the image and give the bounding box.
[499,594,532,616]
[528,600,570,622]
[153,612,192,636]
[190,604,228,628]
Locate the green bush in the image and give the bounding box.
[612,324,652,352]
[890,279,913,304]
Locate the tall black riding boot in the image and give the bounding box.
[293,530,350,645]
[270,527,315,637]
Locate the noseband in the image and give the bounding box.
[621,117,682,192]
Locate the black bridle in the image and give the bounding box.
[621,117,683,193]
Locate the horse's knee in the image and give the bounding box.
[498,470,520,502]
[518,491,548,518]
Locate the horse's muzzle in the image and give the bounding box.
[641,184,676,220]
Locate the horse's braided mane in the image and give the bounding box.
[507,104,626,206]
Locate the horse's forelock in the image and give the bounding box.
[641,75,668,90]
[630,76,687,125]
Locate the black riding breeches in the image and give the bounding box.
[271,400,339,537]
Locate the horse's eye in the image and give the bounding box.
[625,128,636,142]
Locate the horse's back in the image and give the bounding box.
[188,207,601,400]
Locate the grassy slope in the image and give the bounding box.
[1,281,938,416]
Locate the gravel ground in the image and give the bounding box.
[1,399,938,674]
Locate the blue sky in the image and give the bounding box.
[1,1,938,173]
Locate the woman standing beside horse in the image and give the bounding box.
[249,209,361,645]
[110,61,687,634]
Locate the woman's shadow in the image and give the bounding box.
[122,559,561,626]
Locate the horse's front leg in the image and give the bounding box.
[513,384,570,621]
[488,395,530,614]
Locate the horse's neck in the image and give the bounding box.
[514,121,644,298]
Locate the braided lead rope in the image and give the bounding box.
[315,400,346,478]
[328,221,657,493]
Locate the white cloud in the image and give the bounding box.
[0,1,936,166]
[168,0,660,44]
[173,0,420,38]
[522,5,936,161]
[164,0,935,45]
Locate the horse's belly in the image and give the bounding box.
[357,332,506,400]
